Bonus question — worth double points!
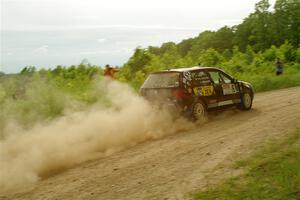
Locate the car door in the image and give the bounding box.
[190,70,218,106]
[218,71,241,103]
[207,69,239,107]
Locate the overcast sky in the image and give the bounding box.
[1,0,276,73]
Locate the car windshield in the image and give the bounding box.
[142,72,180,88]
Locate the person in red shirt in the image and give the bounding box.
[104,64,119,79]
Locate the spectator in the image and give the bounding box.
[104,64,119,79]
[275,58,283,76]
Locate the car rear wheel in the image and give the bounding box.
[240,91,253,110]
[192,100,207,122]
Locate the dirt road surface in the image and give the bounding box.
[3,87,300,200]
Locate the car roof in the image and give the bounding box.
[151,66,221,74]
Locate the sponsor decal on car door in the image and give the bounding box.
[193,85,214,96]
[191,71,215,97]
[221,83,238,95]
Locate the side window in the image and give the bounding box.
[219,73,232,84]
[208,71,221,84]
[191,71,211,86]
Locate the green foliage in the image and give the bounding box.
[274,0,300,46]
[241,72,300,92]
[297,48,300,63]
[195,129,300,200]
[278,41,297,62]
[48,64,103,102]
[0,64,103,133]
[127,48,151,73]
[0,85,6,104]
[20,66,36,75]
[263,45,278,61]
[117,0,300,91]
[198,49,224,66]
[130,71,146,91]
[118,40,300,92]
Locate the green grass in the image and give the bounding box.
[234,63,300,93]
[194,128,300,200]
[245,73,300,92]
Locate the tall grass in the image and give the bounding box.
[241,73,300,92]
[0,74,101,136]
[234,63,300,92]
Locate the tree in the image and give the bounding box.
[126,48,152,73]
[198,48,224,66]
[20,66,36,75]
[213,26,234,52]
[177,38,195,57]
[255,0,270,13]
[278,41,297,62]
[245,46,255,64]
[274,0,300,46]
[80,58,91,66]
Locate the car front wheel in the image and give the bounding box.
[240,91,253,110]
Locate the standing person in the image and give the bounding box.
[104,64,119,79]
[275,58,283,76]
[104,64,112,77]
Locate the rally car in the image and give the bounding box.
[140,66,254,121]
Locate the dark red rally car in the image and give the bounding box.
[140,66,254,121]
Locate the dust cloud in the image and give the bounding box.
[0,80,194,194]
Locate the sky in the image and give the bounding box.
[0,0,276,73]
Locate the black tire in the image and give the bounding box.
[240,91,253,110]
[192,100,207,122]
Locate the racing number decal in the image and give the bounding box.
[202,85,214,96]
[222,84,238,95]
[193,85,214,96]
